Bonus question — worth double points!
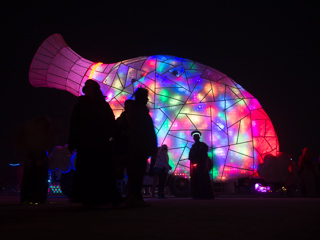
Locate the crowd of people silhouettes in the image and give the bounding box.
[16,79,320,206]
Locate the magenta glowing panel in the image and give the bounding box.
[29,34,279,181]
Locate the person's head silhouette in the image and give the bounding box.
[82,79,104,100]
[133,88,149,105]
[191,130,201,143]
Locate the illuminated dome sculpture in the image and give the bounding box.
[29,34,279,181]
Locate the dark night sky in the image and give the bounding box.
[1,1,319,167]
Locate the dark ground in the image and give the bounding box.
[1,195,319,240]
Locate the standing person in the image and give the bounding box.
[153,144,172,198]
[68,79,122,206]
[118,88,158,207]
[298,147,319,197]
[189,130,214,199]
[16,117,53,204]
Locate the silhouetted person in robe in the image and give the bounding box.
[298,147,319,197]
[189,130,214,199]
[15,116,53,204]
[68,79,122,206]
[117,88,158,207]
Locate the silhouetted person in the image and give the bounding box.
[113,99,134,180]
[285,155,298,197]
[117,88,157,207]
[298,147,319,197]
[189,130,214,199]
[153,144,171,198]
[15,116,53,204]
[68,79,122,206]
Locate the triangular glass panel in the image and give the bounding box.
[225,150,254,170]
[160,105,184,122]
[265,136,278,151]
[103,66,118,86]
[191,62,206,70]
[244,98,262,111]
[138,77,155,92]
[108,98,124,110]
[238,114,253,143]
[211,122,229,148]
[157,118,173,146]
[156,74,182,88]
[228,121,240,145]
[104,63,116,74]
[164,57,181,66]
[156,61,175,75]
[111,74,123,89]
[239,87,254,98]
[187,76,201,91]
[141,56,156,73]
[163,134,188,149]
[187,78,212,104]
[149,108,167,132]
[187,114,211,130]
[253,148,264,166]
[222,166,253,181]
[229,142,254,157]
[155,94,185,108]
[170,114,196,130]
[185,69,203,78]
[225,86,240,100]
[217,77,237,88]
[253,137,272,156]
[156,88,189,103]
[145,70,156,80]
[225,99,241,109]
[225,100,250,127]
[251,109,268,120]
[105,87,122,102]
[167,148,185,169]
[167,130,190,143]
[126,68,145,87]
[180,103,211,116]
[202,67,224,81]
[252,119,266,137]
[114,91,132,106]
[265,120,276,137]
[211,82,225,101]
[118,64,129,88]
[201,90,215,102]
[157,55,169,61]
[122,56,146,65]
[125,59,146,69]
[100,84,111,96]
[181,58,195,69]
[162,71,189,90]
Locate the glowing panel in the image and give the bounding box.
[29,34,280,181]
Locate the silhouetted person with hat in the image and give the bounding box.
[189,130,214,199]
[68,79,122,206]
[117,88,158,207]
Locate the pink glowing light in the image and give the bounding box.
[29,34,279,181]
[255,183,271,193]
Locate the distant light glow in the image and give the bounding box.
[29,34,280,181]
[9,163,20,167]
[49,185,63,194]
[255,183,271,193]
